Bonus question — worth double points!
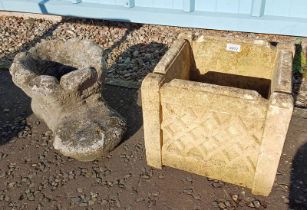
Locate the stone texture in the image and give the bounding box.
[271,50,293,93]
[141,34,294,196]
[160,79,267,189]
[141,73,164,168]
[191,36,277,80]
[141,39,192,168]
[10,39,126,161]
[252,92,293,196]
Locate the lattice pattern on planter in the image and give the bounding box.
[141,35,294,196]
[160,81,267,188]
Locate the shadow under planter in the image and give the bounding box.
[0,71,32,145]
[289,142,307,209]
[9,39,127,161]
[142,34,295,196]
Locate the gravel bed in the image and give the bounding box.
[0,16,297,82]
[0,15,306,103]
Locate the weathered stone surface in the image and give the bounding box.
[142,34,294,196]
[141,73,164,168]
[160,79,267,189]
[191,36,277,80]
[141,39,192,168]
[271,50,293,94]
[252,92,293,196]
[10,39,126,161]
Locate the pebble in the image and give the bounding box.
[132,50,139,57]
[281,195,289,204]
[248,202,255,208]
[224,200,231,207]
[253,200,261,208]
[218,202,226,209]
[212,201,219,208]
[231,194,239,202]
[211,181,225,188]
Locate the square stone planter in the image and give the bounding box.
[141,34,294,196]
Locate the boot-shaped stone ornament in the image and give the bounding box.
[10,39,127,161]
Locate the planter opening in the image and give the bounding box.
[32,59,78,80]
[187,37,279,99]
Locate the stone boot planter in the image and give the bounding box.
[10,39,126,161]
[141,34,294,196]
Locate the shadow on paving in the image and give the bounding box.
[0,71,32,145]
[289,142,307,210]
[105,42,168,84]
[102,85,142,142]
[102,41,168,140]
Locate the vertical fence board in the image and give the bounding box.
[183,0,194,12]
[0,0,4,9]
[264,0,290,17]
[217,0,239,14]
[194,0,216,12]
[288,0,307,18]
[251,0,265,17]
[238,0,253,14]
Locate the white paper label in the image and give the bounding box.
[226,43,241,52]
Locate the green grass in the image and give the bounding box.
[302,51,307,79]
[293,42,307,79]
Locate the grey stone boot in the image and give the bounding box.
[10,39,127,161]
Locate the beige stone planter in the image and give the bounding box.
[141,34,294,196]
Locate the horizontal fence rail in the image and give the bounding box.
[1,0,307,36]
